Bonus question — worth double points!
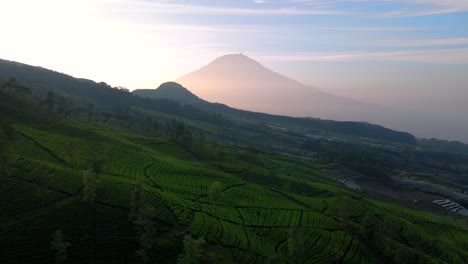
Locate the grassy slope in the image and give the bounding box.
[1,116,467,264]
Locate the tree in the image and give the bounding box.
[394,246,418,264]
[51,230,71,264]
[0,137,11,177]
[145,116,153,134]
[115,86,130,92]
[87,145,108,175]
[2,77,31,97]
[266,255,282,264]
[361,213,379,242]
[45,91,56,111]
[102,112,111,123]
[57,96,67,114]
[182,129,192,146]
[177,235,205,264]
[216,146,225,166]
[152,120,159,135]
[175,120,186,140]
[66,141,77,167]
[287,226,303,263]
[1,77,16,90]
[208,181,224,214]
[87,103,94,122]
[2,124,16,142]
[208,181,224,204]
[32,165,51,207]
[0,124,15,177]
[174,120,192,145]
[133,205,159,263]
[82,169,97,203]
[129,182,143,221]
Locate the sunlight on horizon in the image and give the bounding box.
[0,0,212,89]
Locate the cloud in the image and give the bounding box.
[252,48,468,63]
[253,0,468,16]
[118,1,345,16]
[306,26,435,31]
[137,23,273,33]
[375,0,468,17]
[375,38,468,47]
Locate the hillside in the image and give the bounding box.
[133,81,415,145]
[1,59,468,264]
[0,58,416,144]
[134,82,205,105]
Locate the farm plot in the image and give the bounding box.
[433,198,468,216]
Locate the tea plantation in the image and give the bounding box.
[1,119,467,263]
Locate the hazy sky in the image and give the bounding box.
[1,0,467,140]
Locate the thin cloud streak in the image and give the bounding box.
[256,0,468,16]
[253,48,468,63]
[116,1,345,16]
[375,38,468,47]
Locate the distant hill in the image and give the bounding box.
[133,82,416,144]
[134,82,204,105]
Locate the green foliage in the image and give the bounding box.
[45,91,56,111]
[2,77,31,97]
[177,235,205,264]
[82,168,97,203]
[287,226,304,263]
[0,123,16,178]
[50,230,71,264]
[87,103,94,122]
[134,205,159,264]
[174,120,193,146]
[208,181,224,204]
[31,164,51,205]
[86,144,108,174]
[0,72,466,264]
[0,137,11,176]
[129,182,143,221]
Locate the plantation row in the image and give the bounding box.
[220,184,304,209]
[4,120,468,264]
[190,211,372,264]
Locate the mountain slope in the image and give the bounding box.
[133,82,416,144]
[176,54,380,120]
[0,57,415,144]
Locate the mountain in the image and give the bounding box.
[176,54,382,121]
[134,82,204,105]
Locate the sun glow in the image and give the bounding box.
[0,0,182,89]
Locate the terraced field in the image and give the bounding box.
[1,119,468,264]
